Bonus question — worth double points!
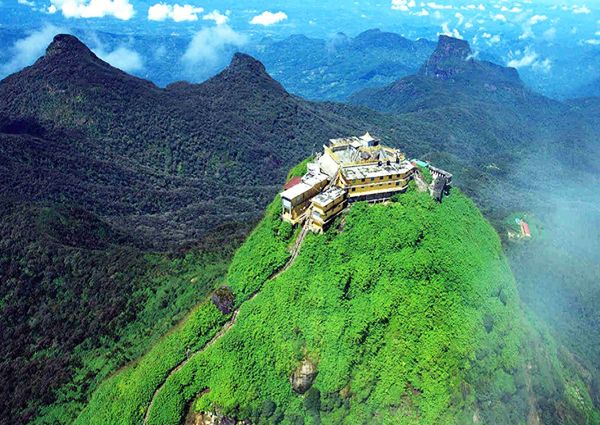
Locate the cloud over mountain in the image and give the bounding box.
[0,24,68,77]
[182,24,247,78]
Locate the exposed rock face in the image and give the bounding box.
[192,412,238,425]
[290,358,318,394]
[420,35,472,80]
[211,286,235,314]
[418,35,521,85]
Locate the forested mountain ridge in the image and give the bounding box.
[0,34,399,423]
[0,34,384,248]
[254,28,436,101]
[77,185,600,425]
[1,32,600,425]
[351,34,600,421]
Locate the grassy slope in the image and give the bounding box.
[78,187,599,424]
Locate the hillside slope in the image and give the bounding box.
[0,34,399,424]
[76,186,599,425]
[0,34,386,248]
[350,34,600,419]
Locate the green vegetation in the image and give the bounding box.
[72,198,294,424]
[0,200,246,424]
[2,33,600,424]
[79,188,598,424]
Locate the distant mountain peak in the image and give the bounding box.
[45,34,97,61]
[228,52,267,75]
[420,35,472,79]
[418,35,521,86]
[435,35,472,60]
[192,52,288,97]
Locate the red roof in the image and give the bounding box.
[520,221,531,237]
[283,176,302,190]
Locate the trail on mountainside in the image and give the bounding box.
[142,221,310,424]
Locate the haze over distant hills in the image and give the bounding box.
[1,31,600,424]
[253,29,436,100]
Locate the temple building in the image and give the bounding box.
[280,133,451,232]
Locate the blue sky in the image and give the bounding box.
[0,0,598,95]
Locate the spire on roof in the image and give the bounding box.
[361,132,374,141]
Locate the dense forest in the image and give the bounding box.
[1,33,600,424]
[76,184,599,425]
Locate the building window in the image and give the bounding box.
[352,188,356,192]
[362,178,365,182]
[370,177,374,181]
[396,181,400,186]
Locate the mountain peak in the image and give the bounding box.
[228,52,267,75]
[45,34,97,60]
[417,35,520,86]
[436,35,472,60]
[420,35,472,79]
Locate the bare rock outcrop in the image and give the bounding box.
[290,358,318,394]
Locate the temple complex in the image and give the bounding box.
[280,133,452,232]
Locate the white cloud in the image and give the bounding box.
[93,45,144,72]
[427,2,452,10]
[482,32,501,43]
[501,6,522,13]
[413,8,429,16]
[543,27,557,41]
[519,27,533,40]
[584,39,600,45]
[1,24,68,77]
[573,5,591,14]
[440,22,462,39]
[455,12,464,26]
[249,10,287,26]
[529,14,547,25]
[507,47,551,72]
[17,0,35,6]
[47,0,134,20]
[462,4,485,11]
[203,9,229,25]
[182,24,247,69]
[596,30,600,36]
[492,13,507,22]
[147,3,204,22]
[391,0,416,11]
[507,51,538,68]
[533,57,552,73]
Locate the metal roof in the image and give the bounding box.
[342,161,415,180]
[280,183,313,200]
[312,186,346,208]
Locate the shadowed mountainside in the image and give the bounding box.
[0,34,395,423]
